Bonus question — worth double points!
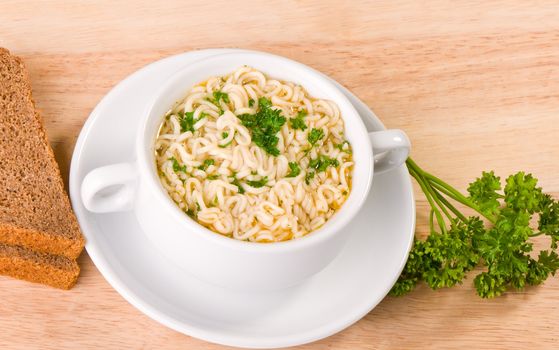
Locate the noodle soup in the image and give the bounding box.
[155,67,353,242]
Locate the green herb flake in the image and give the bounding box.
[246,176,268,188]
[290,110,308,131]
[219,140,233,148]
[169,157,187,173]
[197,159,215,171]
[248,98,255,107]
[309,155,339,173]
[308,128,324,146]
[237,97,286,156]
[230,177,245,194]
[186,208,197,219]
[213,91,230,104]
[222,131,229,139]
[286,162,301,178]
[305,171,315,185]
[207,174,219,180]
[335,140,352,154]
[178,111,196,133]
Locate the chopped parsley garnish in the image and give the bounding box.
[248,98,255,107]
[213,91,230,104]
[246,176,269,188]
[195,202,201,211]
[207,174,219,180]
[309,155,340,172]
[305,171,315,185]
[169,157,187,173]
[178,111,206,133]
[308,128,324,146]
[237,97,286,156]
[178,111,196,133]
[186,208,196,219]
[198,159,215,171]
[286,162,301,177]
[230,177,245,194]
[219,140,233,148]
[290,110,307,131]
[219,131,235,148]
[335,140,352,154]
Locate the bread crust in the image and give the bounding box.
[0,243,80,289]
[0,48,85,260]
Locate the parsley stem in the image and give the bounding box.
[406,158,497,224]
[408,162,447,233]
[433,190,468,222]
[407,162,452,223]
[429,209,435,234]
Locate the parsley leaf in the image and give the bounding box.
[248,98,255,107]
[186,208,197,219]
[222,131,229,139]
[237,97,286,156]
[178,111,196,133]
[335,140,352,154]
[289,110,307,131]
[539,193,559,248]
[308,128,324,146]
[207,174,219,180]
[197,159,215,171]
[219,140,233,148]
[213,91,230,104]
[230,177,245,194]
[304,171,315,185]
[467,171,502,216]
[169,157,186,173]
[246,176,268,188]
[286,162,301,177]
[309,155,339,172]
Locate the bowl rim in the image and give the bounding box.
[136,51,373,252]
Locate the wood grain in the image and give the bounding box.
[1,1,558,349]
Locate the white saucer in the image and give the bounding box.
[68,49,415,349]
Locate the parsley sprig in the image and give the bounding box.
[391,158,559,298]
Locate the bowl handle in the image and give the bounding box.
[81,162,138,213]
[369,129,411,174]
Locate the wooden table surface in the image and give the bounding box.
[1,1,558,349]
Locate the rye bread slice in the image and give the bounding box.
[0,243,80,289]
[0,48,85,259]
